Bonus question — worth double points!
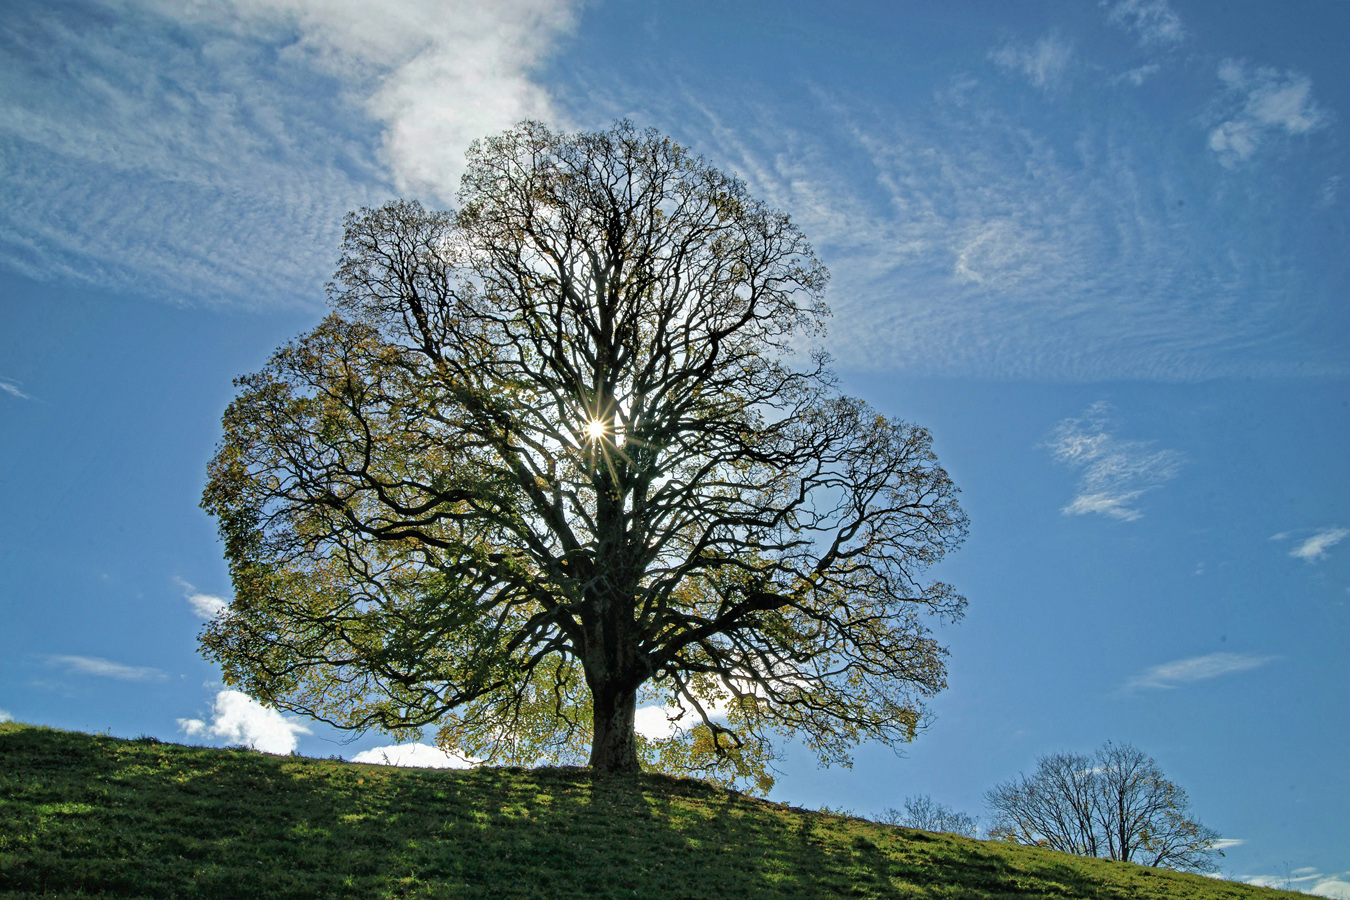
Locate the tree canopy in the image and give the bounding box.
[201,121,968,786]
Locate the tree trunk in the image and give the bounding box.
[588,677,639,773]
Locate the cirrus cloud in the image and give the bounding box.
[148,0,580,201]
[990,32,1074,91]
[0,378,35,400]
[0,0,578,305]
[47,654,168,682]
[1279,527,1349,564]
[1125,652,1277,690]
[1046,402,1183,521]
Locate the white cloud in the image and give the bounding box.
[1047,402,1182,521]
[1210,838,1245,850]
[1320,175,1343,207]
[990,33,1073,91]
[1242,875,1296,889]
[0,378,34,400]
[1241,869,1350,898]
[952,218,1045,287]
[635,704,684,740]
[639,86,1335,381]
[1105,0,1185,47]
[0,0,577,304]
[1209,60,1328,168]
[1114,64,1160,87]
[187,593,230,619]
[634,695,735,741]
[0,7,374,305]
[1244,874,1305,890]
[48,654,168,682]
[178,689,312,754]
[4,6,1335,382]
[0,709,12,723]
[151,0,578,201]
[351,743,478,768]
[174,577,230,619]
[1287,527,1349,563]
[1126,652,1276,690]
[1312,876,1350,900]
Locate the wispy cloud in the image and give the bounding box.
[1210,838,1245,850]
[6,5,1338,382]
[178,689,312,754]
[0,0,577,305]
[0,378,34,400]
[1104,0,1185,47]
[0,708,12,723]
[351,743,478,768]
[174,577,230,620]
[48,655,168,682]
[1320,175,1343,208]
[990,33,1074,91]
[1046,402,1182,521]
[1126,652,1277,690]
[1208,60,1328,168]
[150,0,579,201]
[624,81,1339,381]
[1113,64,1160,87]
[1277,527,1350,563]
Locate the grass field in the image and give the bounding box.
[0,721,1304,899]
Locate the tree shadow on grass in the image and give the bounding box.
[0,726,1292,900]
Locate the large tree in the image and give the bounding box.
[201,121,967,782]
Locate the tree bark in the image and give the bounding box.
[588,677,640,773]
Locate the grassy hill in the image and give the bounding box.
[0,722,1301,899]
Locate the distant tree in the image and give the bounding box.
[986,741,1221,871]
[879,794,979,837]
[200,121,969,787]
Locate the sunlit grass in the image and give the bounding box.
[0,721,1300,899]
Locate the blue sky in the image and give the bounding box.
[1,0,1346,891]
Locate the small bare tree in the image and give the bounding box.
[986,741,1221,870]
[879,794,978,837]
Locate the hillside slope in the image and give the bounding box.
[0,722,1299,899]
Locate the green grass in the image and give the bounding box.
[0,722,1301,899]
